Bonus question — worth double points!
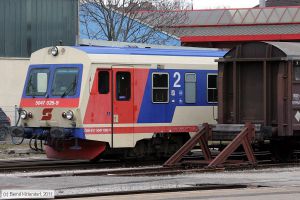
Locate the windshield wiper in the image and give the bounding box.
[27,76,36,98]
[61,78,77,98]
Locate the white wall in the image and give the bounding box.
[0,58,29,123]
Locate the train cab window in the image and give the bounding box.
[51,68,79,97]
[98,71,109,94]
[26,68,49,96]
[116,72,131,101]
[152,73,169,103]
[185,73,196,103]
[294,64,300,81]
[207,74,218,103]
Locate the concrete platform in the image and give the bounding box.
[66,186,300,200]
[0,166,300,198]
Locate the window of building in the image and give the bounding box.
[207,74,218,103]
[116,72,131,101]
[185,73,196,103]
[98,71,109,94]
[152,73,169,103]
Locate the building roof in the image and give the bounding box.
[142,6,300,47]
[179,24,300,43]
[162,6,300,27]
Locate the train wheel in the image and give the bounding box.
[132,133,190,160]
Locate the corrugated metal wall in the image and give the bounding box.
[0,0,78,57]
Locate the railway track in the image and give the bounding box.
[28,163,300,178]
[25,165,224,178]
[3,157,299,179]
[0,157,259,176]
[0,149,299,175]
[0,158,163,173]
[55,184,249,199]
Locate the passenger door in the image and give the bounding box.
[84,69,112,144]
[112,67,134,147]
[96,70,112,125]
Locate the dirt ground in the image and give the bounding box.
[0,137,46,160]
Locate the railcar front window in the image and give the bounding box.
[26,69,49,96]
[52,68,79,97]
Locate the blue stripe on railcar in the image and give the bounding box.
[75,46,226,57]
[137,69,217,123]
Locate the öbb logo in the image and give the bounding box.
[41,108,53,120]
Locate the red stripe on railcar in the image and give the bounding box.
[133,69,149,123]
[20,98,79,107]
[84,125,199,134]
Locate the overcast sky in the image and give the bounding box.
[193,0,260,9]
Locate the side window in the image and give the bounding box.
[116,72,131,101]
[98,71,109,94]
[185,73,196,103]
[294,64,300,81]
[207,74,218,103]
[152,73,169,103]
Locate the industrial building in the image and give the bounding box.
[0,0,78,123]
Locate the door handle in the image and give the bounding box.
[113,114,119,123]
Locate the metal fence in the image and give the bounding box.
[1,105,19,126]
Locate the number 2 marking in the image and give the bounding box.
[173,72,181,87]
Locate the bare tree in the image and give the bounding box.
[80,0,189,45]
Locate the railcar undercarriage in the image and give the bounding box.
[10,126,191,160]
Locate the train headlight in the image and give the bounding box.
[65,110,74,120]
[20,110,28,119]
[28,112,33,118]
[51,46,59,56]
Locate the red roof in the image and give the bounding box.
[142,6,300,44]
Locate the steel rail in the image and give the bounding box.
[55,184,248,199]
[0,159,164,173]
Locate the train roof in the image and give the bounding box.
[74,46,226,58]
[219,42,300,63]
[265,42,300,59]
